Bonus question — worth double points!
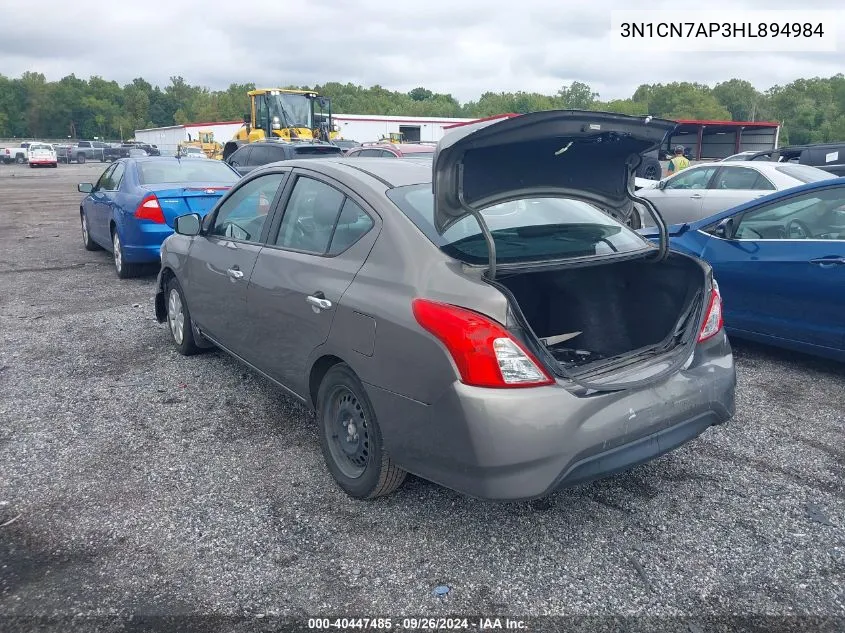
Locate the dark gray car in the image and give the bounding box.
[153,110,736,501]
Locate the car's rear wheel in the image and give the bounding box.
[111,229,140,279]
[81,212,99,251]
[77,154,86,164]
[317,364,406,499]
[165,278,200,355]
[15,155,25,164]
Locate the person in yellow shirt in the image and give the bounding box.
[667,146,691,174]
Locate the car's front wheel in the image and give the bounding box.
[317,364,407,499]
[165,278,200,355]
[81,212,99,251]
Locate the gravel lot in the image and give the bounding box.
[1,163,843,629]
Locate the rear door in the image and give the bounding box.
[242,170,379,394]
[640,165,718,225]
[183,170,290,350]
[699,165,776,216]
[700,184,845,351]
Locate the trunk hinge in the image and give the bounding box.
[457,163,498,280]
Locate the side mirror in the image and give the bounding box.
[78,183,94,193]
[174,213,202,236]
[201,212,215,233]
[714,217,734,239]
[657,179,667,190]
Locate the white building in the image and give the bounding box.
[133,120,244,155]
[333,114,479,142]
[133,113,498,153]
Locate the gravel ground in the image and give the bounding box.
[0,163,843,630]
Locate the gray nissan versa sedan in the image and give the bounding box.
[154,110,736,501]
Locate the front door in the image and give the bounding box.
[646,165,719,224]
[184,171,289,350]
[87,164,117,243]
[242,173,379,395]
[702,184,845,351]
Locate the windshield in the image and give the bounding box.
[137,160,238,185]
[387,185,651,264]
[29,144,52,151]
[775,164,837,183]
[269,93,313,128]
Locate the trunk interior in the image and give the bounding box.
[497,254,706,371]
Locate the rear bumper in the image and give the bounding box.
[121,223,172,263]
[367,335,736,500]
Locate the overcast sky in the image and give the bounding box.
[0,0,841,103]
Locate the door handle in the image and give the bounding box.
[306,294,332,310]
[227,267,244,279]
[690,194,703,199]
[809,257,845,267]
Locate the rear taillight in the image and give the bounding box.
[411,299,554,388]
[698,282,724,342]
[134,194,165,224]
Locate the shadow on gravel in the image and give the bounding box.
[730,338,844,378]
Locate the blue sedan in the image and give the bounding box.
[78,157,240,278]
[640,178,845,361]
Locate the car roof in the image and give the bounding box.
[254,157,432,188]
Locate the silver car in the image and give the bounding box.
[153,111,736,501]
[636,161,836,226]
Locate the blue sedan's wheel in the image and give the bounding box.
[80,212,100,251]
[317,364,406,499]
[111,229,141,279]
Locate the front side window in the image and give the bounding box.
[734,186,845,240]
[101,162,126,190]
[211,173,286,243]
[387,185,650,265]
[664,166,718,190]
[94,164,116,190]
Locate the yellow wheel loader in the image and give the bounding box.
[178,130,223,160]
[223,89,340,160]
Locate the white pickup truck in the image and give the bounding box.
[2,142,31,164]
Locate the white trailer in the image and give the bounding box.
[134,120,244,156]
[333,114,476,143]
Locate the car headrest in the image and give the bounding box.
[312,190,343,227]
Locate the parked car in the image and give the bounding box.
[77,157,240,278]
[224,140,343,176]
[634,161,837,226]
[2,142,31,164]
[104,143,131,162]
[345,142,436,160]
[125,142,160,157]
[332,139,361,154]
[153,110,736,501]
[721,151,760,162]
[736,143,845,177]
[27,142,58,168]
[177,146,207,159]
[639,178,845,361]
[68,141,109,164]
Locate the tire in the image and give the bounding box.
[77,154,86,164]
[110,228,141,279]
[15,155,25,164]
[80,211,100,251]
[165,277,200,355]
[317,364,407,499]
[637,156,662,181]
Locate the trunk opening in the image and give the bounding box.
[495,254,706,378]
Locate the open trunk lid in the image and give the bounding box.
[431,110,677,277]
[143,183,231,227]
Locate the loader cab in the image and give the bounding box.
[244,89,336,143]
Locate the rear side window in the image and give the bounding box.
[711,167,774,191]
[775,164,838,183]
[386,185,650,265]
[137,160,238,185]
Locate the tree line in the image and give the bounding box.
[1,72,844,146]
